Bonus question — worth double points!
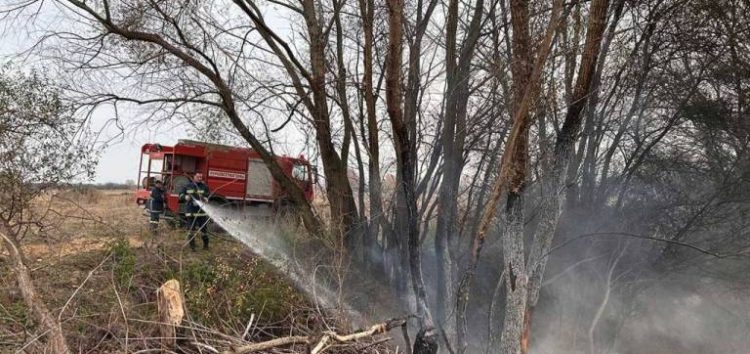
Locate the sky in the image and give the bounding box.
[0,2,391,185]
[0,2,290,184]
[95,120,188,184]
[0,4,163,184]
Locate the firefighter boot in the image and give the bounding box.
[188,232,197,252]
[202,233,209,250]
[149,212,160,235]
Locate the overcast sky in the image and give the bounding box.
[0,5,176,184]
[0,2,388,185]
[96,121,187,184]
[0,3,290,184]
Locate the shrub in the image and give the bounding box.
[109,239,136,289]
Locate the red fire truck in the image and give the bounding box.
[135,139,316,221]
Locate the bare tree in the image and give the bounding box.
[455,1,567,353]
[523,0,611,349]
[25,0,340,237]
[385,0,435,336]
[434,0,486,337]
[357,0,384,273]
[2,0,749,352]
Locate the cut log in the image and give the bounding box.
[156,279,184,352]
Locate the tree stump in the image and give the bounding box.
[157,279,184,352]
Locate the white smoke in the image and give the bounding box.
[197,201,341,310]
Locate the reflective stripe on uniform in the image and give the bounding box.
[186,189,195,193]
[149,221,159,224]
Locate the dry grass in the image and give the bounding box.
[20,189,142,259]
[0,188,400,353]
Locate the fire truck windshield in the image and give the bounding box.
[292,163,309,181]
[139,154,166,189]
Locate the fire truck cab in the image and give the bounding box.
[135,139,316,220]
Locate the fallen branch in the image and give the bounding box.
[226,335,308,353]
[225,317,409,354]
[191,341,220,353]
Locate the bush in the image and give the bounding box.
[180,256,304,330]
[109,239,136,289]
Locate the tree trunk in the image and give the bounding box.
[456,0,563,354]
[386,0,434,331]
[523,0,611,350]
[157,279,185,352]
[435,0,484,341]
[333,0,366,252]
[357,0,383,273]
[301,0,359,241]
[575,0,625,209]
[454,1,566,352]
[498,192,529,354]
[232,0,357,240]
[434,0,460,332]
[1,228,70,354]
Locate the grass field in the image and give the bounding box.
[0,189,312,352]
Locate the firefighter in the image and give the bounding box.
[179,172,211,251]
[149,180,166,235]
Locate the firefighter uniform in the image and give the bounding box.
[149,183,166,235]
[179,181,211,251]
